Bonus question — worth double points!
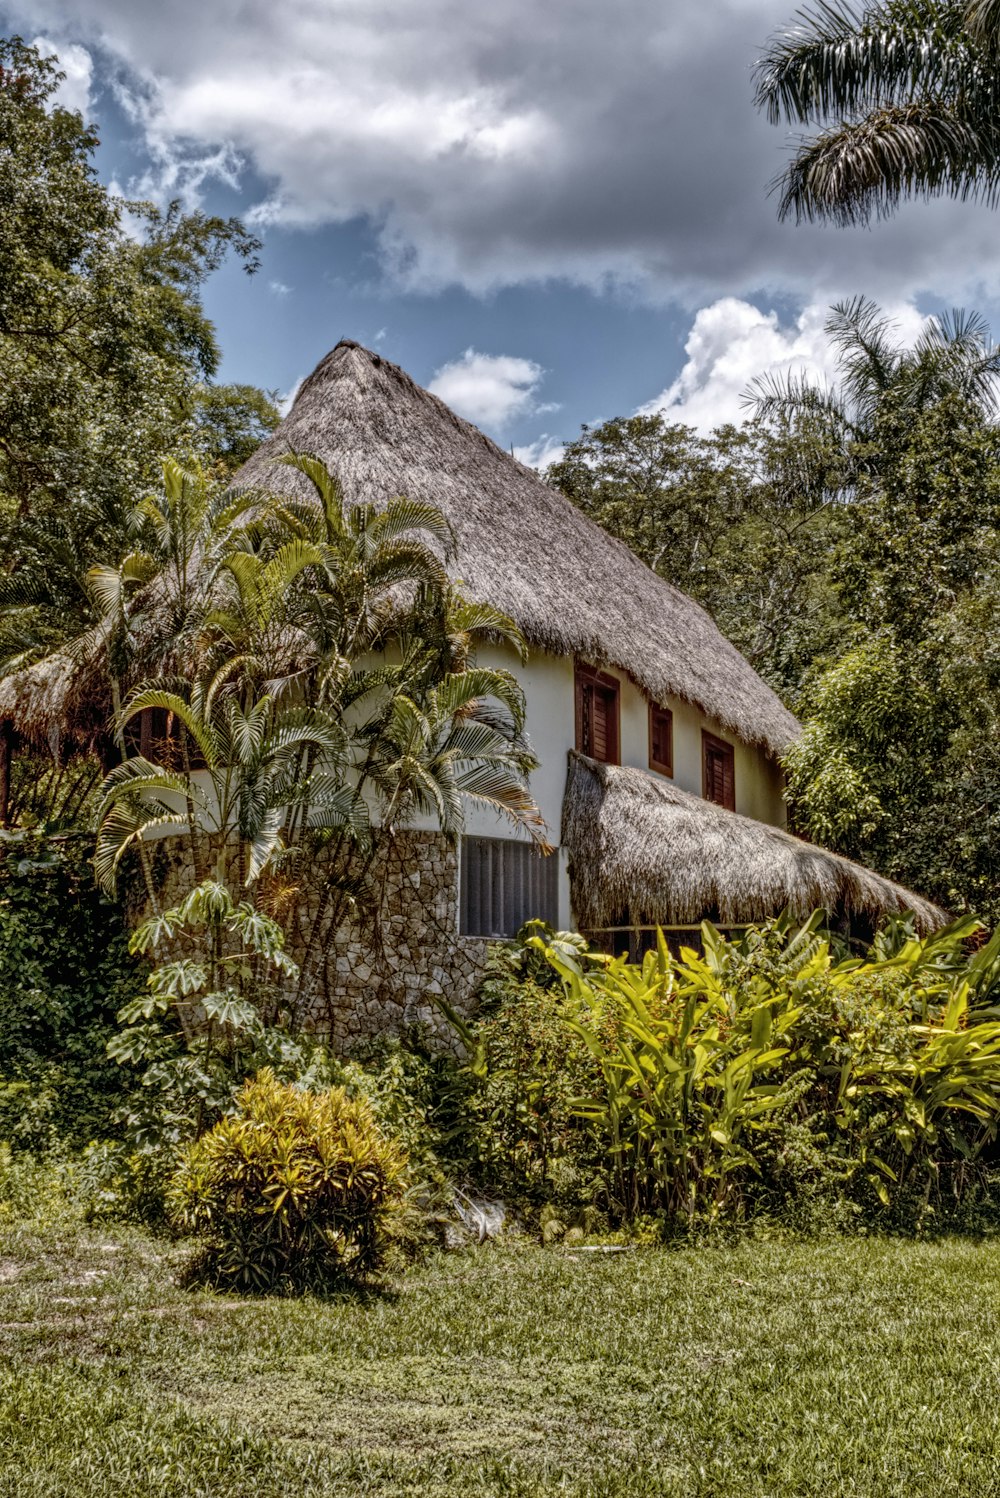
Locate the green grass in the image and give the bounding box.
[2,1217,1000,1495]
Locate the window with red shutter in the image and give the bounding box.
[649,705,673,776]
[702,730,735,810]
[575,663,620,764]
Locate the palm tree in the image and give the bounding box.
[96,455,546,903]
[755,0,1000,223]
[745,295,1000,466]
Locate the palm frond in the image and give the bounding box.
[755,1,971,125]
[360,540,450,594]
[428,668,527,734]
[366,496,456,560]
[774,99,1000,224]
[444,597,529,663]
[450,762,552,847]
[964,0,1000,43]
[246,808,285,884]
[118,687,220,769]
[278,451,348,544]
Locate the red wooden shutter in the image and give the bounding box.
[575,665,620,764]
[702,732,735,810]
[592,689,610,761]
[649,706,673,775]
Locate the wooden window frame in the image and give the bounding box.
[574,662,621,766]
[702,729,735,811]
[648,704,673,777]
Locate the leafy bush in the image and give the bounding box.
[534,913,1000,1230]
[0,833,145,1151]
[169,1069,409,1292]
[443,915,1000,1233]
[441,932,599,1203]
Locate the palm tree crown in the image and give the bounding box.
[755,0,1000,223]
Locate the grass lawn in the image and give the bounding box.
[2,1219,1000,1495]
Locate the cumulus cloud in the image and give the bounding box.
[642,296,930,432]
[13,0,1000,305]
[513,434,565,471]
[33,35,93,116]
[429,350,548,429]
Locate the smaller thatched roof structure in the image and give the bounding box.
[0,640,112,757]
[562,752,946,935]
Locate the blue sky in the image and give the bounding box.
[10,0,1000,463]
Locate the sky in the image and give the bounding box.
[9,0,1000,465]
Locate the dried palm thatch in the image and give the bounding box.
[0,637,112,757]
[562,752,946,935]
[234,341,800,758]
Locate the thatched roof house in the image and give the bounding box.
[563,753,945,936]
[0,338,945,963]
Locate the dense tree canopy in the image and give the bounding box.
[548,299,1000,922]
[0,37,273,673]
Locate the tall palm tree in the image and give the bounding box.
[755,0,1000,223]
[96,454,546,904]
[745,295,1000,466]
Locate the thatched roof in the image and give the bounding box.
[562,752,946,935]
[234,341,800,757]
[0,639,112,756]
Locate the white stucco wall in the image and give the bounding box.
[463,643,787,830]
[432,643,788,933]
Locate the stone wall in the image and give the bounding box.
[286,831,490,1047]
[142,831,490,1051]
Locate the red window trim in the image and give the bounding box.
[702,729,735,811]
[648,704,673,777]
[575,661,621,765]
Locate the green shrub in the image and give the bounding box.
[443,914,1000,1233]
[169,1069,409,1292]
[428,927,603,1206]
[535,913,1000,1229]
[0,833,144,1151]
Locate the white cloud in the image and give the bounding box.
[513,435,565,471]
[33,35,93,116]
[429,349,546,429]
[14,0,1000,305]
[268,280,291,297]
[277,377,304,417]
[642,297,930,433]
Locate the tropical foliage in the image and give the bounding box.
[755,0,1000,224]
[449,916,1000,1230]
[170,1068,409,1290]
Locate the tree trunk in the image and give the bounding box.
[0,723,11,828]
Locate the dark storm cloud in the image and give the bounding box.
[12,0,1000,305]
